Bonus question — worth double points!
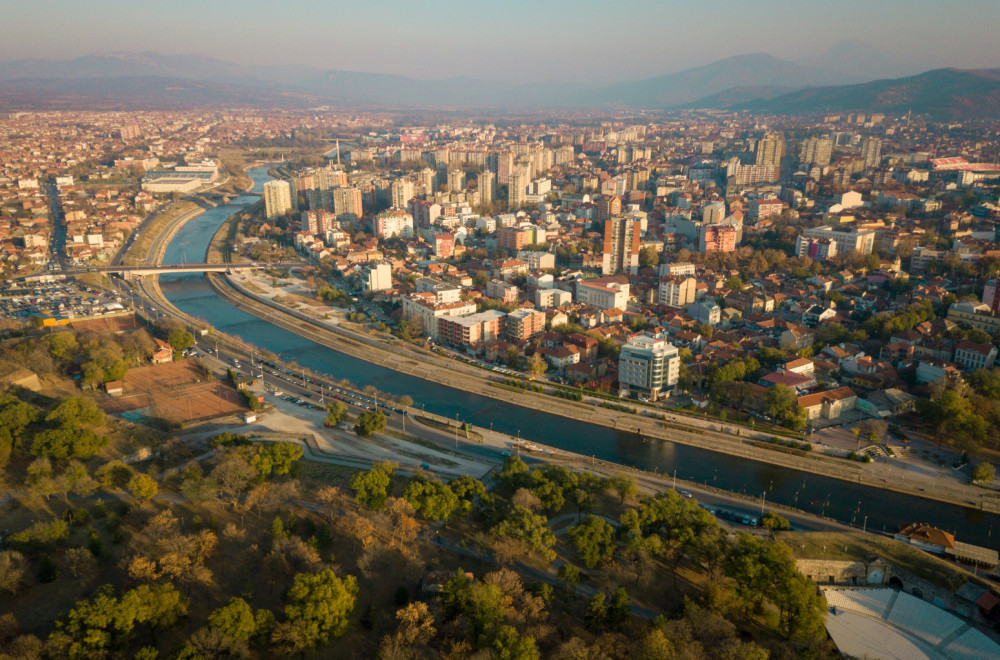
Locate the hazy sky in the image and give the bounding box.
[3,0,999,82]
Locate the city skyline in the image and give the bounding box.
[4,0,1000,83]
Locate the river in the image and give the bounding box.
[156,166,999,549]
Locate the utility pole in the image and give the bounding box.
[761,491,766,517]
[672,469,676,491]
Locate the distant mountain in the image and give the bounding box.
[574,53,860,107]
[6,51,994,117]
[731,68,1000,119]
[799,40,925,81]
[0,51,320,88]
[0,76,325,111]
[680,85,805,110]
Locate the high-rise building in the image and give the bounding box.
[362,263,393,292]
[390,179,415,209]
[447,169,466,192]
[601,217,641,275]
[314,168,347,190]
[300,210,335,234]
[333,187,363,218]
[263,180,293,219]
[508,167,529,209]
[802,225,876,256]
[861,137,882,168]
[597,195,622,222]
[755,134,784,167]
[701,200,726,224]
[479,171,495,205]
[489,151,515,184]
[618,332,680,400]
[800,137,833,166]
[420,167,436,193]
[497,226,531,252]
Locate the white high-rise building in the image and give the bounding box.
[861,137,882,168]
[362,263,393,292]
[479,170,495,205]
[390,179,415,209]
[617,332,680,400]
[263,180,293,219]
[509,167,529,209]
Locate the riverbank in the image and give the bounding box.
[206,270,1000,515]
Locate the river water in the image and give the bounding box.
[157,167,998,549]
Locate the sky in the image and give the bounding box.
[3,0,999,82]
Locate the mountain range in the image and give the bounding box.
[0,49,996,118]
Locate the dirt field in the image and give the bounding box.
[102,360,246,424]
[122,360,207,392]
[149,381,245,423]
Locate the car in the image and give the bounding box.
[419,462,430,470]
[500,450,512,457]
[679,490,692,499]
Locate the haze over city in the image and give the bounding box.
[3,2,1000,658]
[4,0,1000,82]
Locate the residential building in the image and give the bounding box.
[437,310,505,347]
[478,171,494,205]
[755,133,784,167]
[509,167,529,208]
[535,288,572,308]
[374,210,414,239]
[687,301,721,326]
[497,226,531,252]
[505,308,546,342]
[800,137,833,166]
[861,137,882,168]
[796,236,839,260]
[577,278,629,310]
[802,225,876,256]
[698,224,737,253]
[401,294,476,339]
[362,263,392,292]
[947,301,1000,334]
[954,341,998,370]
[618,332,680,400]
[597,195,622,222]
[657,262,696,277]
[390,179,415,209]
[486,280,519,303]
[433,233,454,259]
[263,180,293,219]
[601,217,641,275]
[658,276,697,308]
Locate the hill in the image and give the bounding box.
[729,67,1000,119]
[577,53,858,107]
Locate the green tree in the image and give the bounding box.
[490,625,539,660]
[491,506,556,561]
[207,597,270,644]
[252,442,303,479]
[350,461,396,510]
[324,401,348,427]
[354,409,386,437]
[569,515,616,568]
[505,346,521,369]
[282,570,358,650]
[585,592,608,631]
[972,463,995,483]
[610,473,637,505]
[46,397,104,428]
[127,473,158,501]
[761,511,790,531]
[404,475,461,521]
[639,246,660,269]
[167,327,195,352]
[557,563,580,595]
[763,384,807,430]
